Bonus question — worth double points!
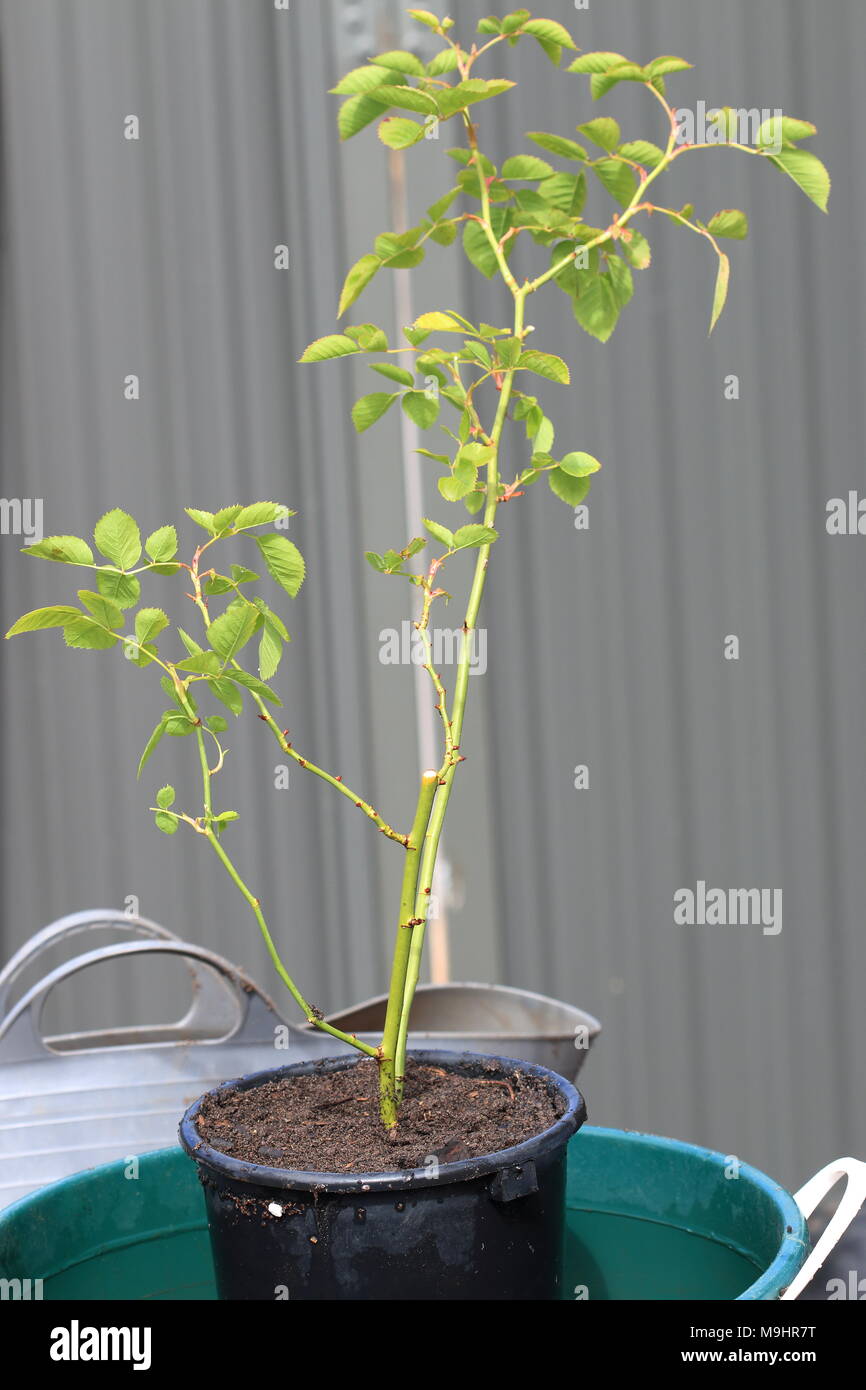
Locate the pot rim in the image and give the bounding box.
[178,1049,586,1194]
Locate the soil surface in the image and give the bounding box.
[195,1058,565,1174]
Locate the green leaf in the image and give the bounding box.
[517,350,570,385]
[526,131,587,162]
[5,605,81,637]
[402,390,440,429]
[299,334,360,364]
[78,590,124,629]
[593,159,637,208]
[426,47,460,76]
[184,508,216,533]
[409,8,442,30]
[206,715,228,733]
[94,509,141,569]
[767,147,830,212]
[233,503,290,530]
[567,51,627,75]
[462,221,498,278]
[96,567,141,609]
[646,55,692,77]
[618,139,665,169]
[438,455,477,501]
[378,116,425,150]
[452,524,498,549]
[477,15,502,32]
[255,534,306,598]
[135,607,170,646]
[22,535,94,565]
[63,615,119,650]
[706,209,749,239]
[154,811,178,835]
[549,468,592,505]
[163,711,195,736]
[145,525,178,563]
[352,392,399,433]
[607,255,634,307]
[577,118,621,152]
[559,451,601,477]
[423,518,455,548]
[370,362,415,387]
[572,273,621,343]
[208,601,261,662]
[224,669,282,706]
[231,565,260,585]
[330,63,396,96]
[338,254,381,317]
[521,18,577,55]
[501,154,555,180]
[373,50,426,76]
[589,62,647,101]
[709,251,731,334]
[137,720,167,777]
[435,78,515,119]
[338,92,389,141]
[174,651,221,674]
[373,84,437,115]
[501,10,531,33]
[212,506,244,532]
[344,323,389,351]
[156,784,175,809]
[756,115,817,149]
[213,811,239,828]
[258,621,283,682]
[208,675,244,716]
[177,628,204,658]
[413,311,466,332]
[620,228,652,268]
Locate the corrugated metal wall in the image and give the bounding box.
[1,0,863,1188]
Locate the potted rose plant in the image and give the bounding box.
[5,7,828,1300]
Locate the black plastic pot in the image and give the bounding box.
[179,1050,586,1301]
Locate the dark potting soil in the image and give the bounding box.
[195,1059,565,1174]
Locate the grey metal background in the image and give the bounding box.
[0,0,863,1188]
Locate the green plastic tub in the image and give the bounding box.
[0,1126,809,1300]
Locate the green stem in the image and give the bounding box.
[393,290,527,1086]
[378,769,439,1127]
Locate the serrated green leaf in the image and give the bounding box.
[607,255,634,307]
[517,350,570,385]
[212,506,245,532]
[423,518,455,548]
[620,228,652,268]
[135,607,169,646]
[618,139,665,169]
[559,451,601,477]
[5,605,81,637]
[337,254,381,317]
[258,622,283,682]
[231,565,260,585]
[63,615,119,650]
[756,115,817,149]
[646,55,693,77]
[501,154,555,180]
[413,311,466,333]
[370,362,415,387]
[426,47,460,75]
[767,147,830,212]
[373,84,437,115]
[572,273,621,343]
[402,390,440,429]
[707,208,749,239]
[255,534,306,598]
[177,628,204,658]
[593,159,638,208]
[145,525,178,563]
[567,51,627,75]
[22,535,95,565]
[233,502,290,530]
[208,601,260,662]
[577,117,621,152]
[452,524,498,549]
[462,221,498,278]
[185,508,216,533]
[224,669,282,706]
[352,392,399,433]
[378,116,425,150]
[299,334,360,364]
[94,509,141,569]
[438,456,477,501]
[174,651,221,674]
[208,675,244,716]
[549,468,592,505]
[435,78,515,119]
[330,63,395,96]
[526,131,587,162]
[96,567,141,609]
[344,322,389,352]
[338,92,389,141]
[78,590,124,629]
[374,49,426,76]
[521,18,577,54]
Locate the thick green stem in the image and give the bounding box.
[378,769,439,1127]
[393,290,527,1088]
